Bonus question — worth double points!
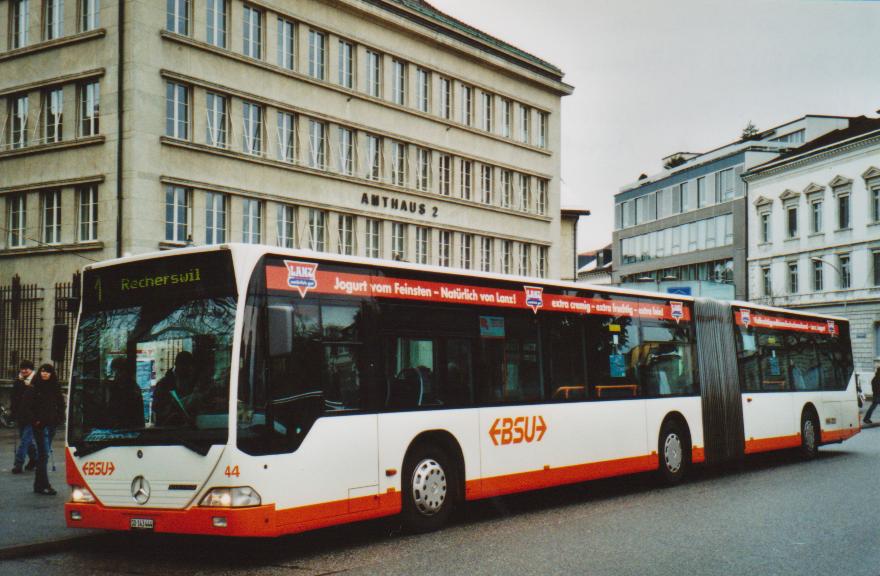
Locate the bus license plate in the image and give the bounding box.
[130,518,154,530]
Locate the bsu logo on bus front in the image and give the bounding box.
[284,260,318,297]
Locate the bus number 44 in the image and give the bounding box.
[224,465,240,478]
[489,416,547,446]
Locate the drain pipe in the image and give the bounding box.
[115,0,125,258]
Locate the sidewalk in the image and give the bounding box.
[0,427,100,559]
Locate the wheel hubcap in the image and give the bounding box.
[664,433,682,473]
[803,419,815,452]
[411,458,447,516]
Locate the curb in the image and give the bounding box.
[0,532,107,561]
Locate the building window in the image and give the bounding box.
[537,246,547,278]
[518,105,530,144]
[366,51,381,98]
[276,111,295,162]
[81,0,99,31]
[679,182,690,212]
[873,250,880,287]
[365,218,380,258]
[391,222,406,260]
[519,173,531,212]
[696,177,706,208]
[11,0,28,48]
[759,212,770,243]
[338,127,353,175]
[460,159,472,200]
[502,240,513,274]
[786,205,798,238]
[872,187,880,223]
[242,5,262,59]
[481,92,493,132]
[716,168,735,202]
[277,18,295,70]
[461,85,473,126]
[480,237,492,272]
[165,185,189,243]
[537,180,547,215]
[78,81,99,136]
[166,0,189,34]
[810,199,823,233]
[165,82,188,140]
[838,193,851,229]
[10,95,28,149]
[242,198,261,244]
[391,141,406,186]
[307,119,325,169]
[7,193,26,248]
[308,208,325,251]
[460,234,472,269]
[276,204,295,248]
[501,98,512,138]
[242,101,262,155]
[206,0,226,48]
[415,227,430,265]
[41,190,61,245]
[813,259,823,292]
[518,243,530,276]
[392,59,406,105]
[338,40,354,88]
[787,261,798,294]
[438,230,450,267]
[439,77,451,119]
[481,165,493,204]
[366,134,382,181]
[538,112,548,148]
[439,154,452,196]
[417,68,430,113]
[337,214,354,255]
[307,29,325,79]
[78,185,97,242]
[416,148,430,192]
[206,92,227,148]
[761,266,771,297]
[839,254,851,288]
[501,170,513,208]
[45,0,64,40]
[205,192,226,244]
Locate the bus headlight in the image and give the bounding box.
[71,486,96,503]
[199,487,261,508]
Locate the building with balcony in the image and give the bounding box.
[0,0,573,378]
[745,115,880,373]
[611,116,852,299]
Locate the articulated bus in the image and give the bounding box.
[65,244,859,536]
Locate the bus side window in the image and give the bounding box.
[477,313,543,404]
[387,337,437,409]
[443,337,474,407]
[545,315,586,401]
[584,299,642,400]
[758,329,789,391]
[639,317,696,397]
[786,333,821,391]
[736,326,761,392]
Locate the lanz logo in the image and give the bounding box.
[284,260,318,297]
[741,309,751,327]
[524,286,544,314]
[670,301,684,323]
[489,416,547,446]
[827,320,837,336]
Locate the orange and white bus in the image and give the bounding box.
[64,244,859,536]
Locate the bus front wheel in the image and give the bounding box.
[800,410,820,460]
[658,420,690,485]
[401,443,458,533]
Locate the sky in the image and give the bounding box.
[429,0,880,252]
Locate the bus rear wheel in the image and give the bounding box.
[799,411,820,460]
[401,443,458,533]
[658,420,690,485]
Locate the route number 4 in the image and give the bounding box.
[224,465,240,477]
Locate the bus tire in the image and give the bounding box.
[799,410,820,460]
[401,442,457,533]
[658,420,690,485]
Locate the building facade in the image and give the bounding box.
[0,0,573,379]
[611,116,851,300]
[745,116,880,374]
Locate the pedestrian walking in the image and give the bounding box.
[864,362,880,425]
[10,360,37,474]
[31,363,64,495]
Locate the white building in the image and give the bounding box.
[745,115,880,373]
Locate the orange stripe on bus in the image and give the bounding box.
[691,447,706,464]
[743,434,801,454]
[820,428,858,443]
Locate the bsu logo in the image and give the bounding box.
[284,260,318,297]
[489,416,547,446]
[524,286,544,313]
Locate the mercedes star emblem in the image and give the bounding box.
[131,476,151,505]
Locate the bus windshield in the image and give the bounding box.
[68,251,237,455]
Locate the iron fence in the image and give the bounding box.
[0,275,45,381]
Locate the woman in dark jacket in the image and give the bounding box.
[32,363,64,495]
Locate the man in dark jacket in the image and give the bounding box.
[10,360,36,474]
[864,363,880,424]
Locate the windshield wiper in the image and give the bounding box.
[71,442,111,458]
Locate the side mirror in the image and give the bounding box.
[51,324,69,363]
[267,304,293,357]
